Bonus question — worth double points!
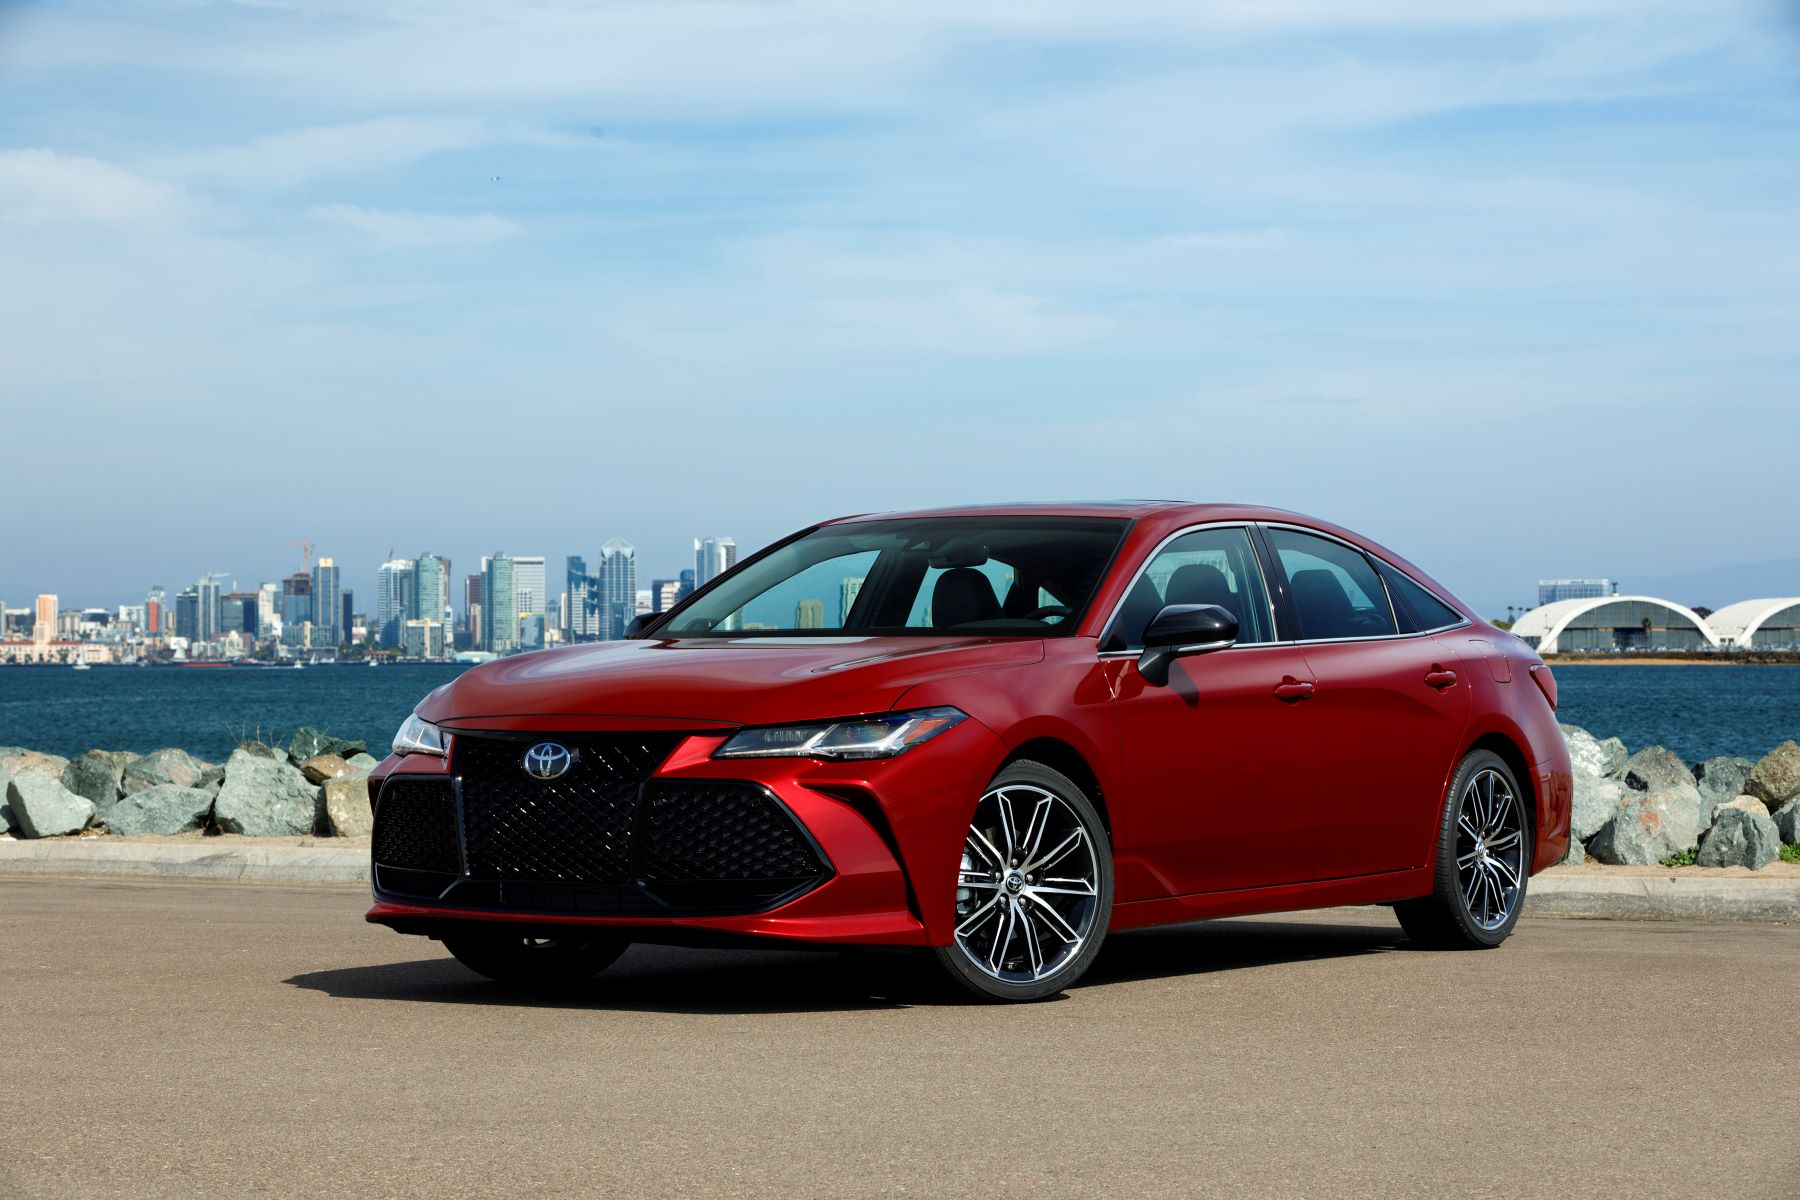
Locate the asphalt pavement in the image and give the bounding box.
[2,878,1794,1198]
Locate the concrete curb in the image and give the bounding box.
[0,839,369,885]
[0,843,1795,921]
[1524,871,1799,922]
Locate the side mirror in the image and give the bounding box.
[1136,604,1237,686]
[624,613,660,638]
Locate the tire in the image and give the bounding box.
[442,929,629,985]
[928,760,1114,1002]
[1396,749,1531,949]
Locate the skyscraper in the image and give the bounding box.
[412,554,450,657]
[174,588,200,642]
[695,537,737,587]
[679,569,695,600]
[840,577,863,624]
[145,587,164,641]
[463,573,483,650]
[196,576,222,643]
[566,555,600,642]
[256,583,278,639]
[482,554,519,654]
[796,598,825,629]
[311,557,341,646]
[281,572,312,646]
[377,558,415,647]
[651,579,681,613]
[599,538,636,640]
[513,556,547,618]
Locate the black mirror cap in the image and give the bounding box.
[1141,604,1238,650]
[624,613,660,639]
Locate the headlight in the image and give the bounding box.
[714,706,966,761]
[392,712,450,757]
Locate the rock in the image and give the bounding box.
[122,748,204,794]
[323,774,374,837]
[1623,746,1692,794]
[1570,770,1627,843]
[1596,737,1629,778]
[0,773,14,834]
[1560,833,1587,866]
[1588,788,1702,866]
[0,749,71,783]
[212,748,323,837]
[1696,799,1781,870]
[104,784,214,836]
[345,752,380,772]
[1560,726,1610,778]
[299,753,352,785]
[6,773,95,838]
[1771,798,1800,845]
[287,728,367,763]
[197,765,226,796]
[60,750,138,818]
[1693,756,1755,815]
[1745,741,1800,813]
[237,740,282,760]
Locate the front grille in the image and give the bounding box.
[372,778,460,873]
[644,781,826,882]
[455,733,683,884]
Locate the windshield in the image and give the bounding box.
[657,516,1130,638]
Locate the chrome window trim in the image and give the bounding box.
[1094,521,1283,653]
[1258,521,1472,643]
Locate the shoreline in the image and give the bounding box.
[1544,655,1800,667]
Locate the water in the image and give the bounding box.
[0,662,1796,767]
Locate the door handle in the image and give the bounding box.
[1274,677,1315,702]
[1424,667,1458,690]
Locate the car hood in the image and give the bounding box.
[418,636,1047,729]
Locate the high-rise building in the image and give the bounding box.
[482,554,518,654]
[840,577,863,625]
[195,576,223,643]
[651,579,681,613]
[174,587,200,642]
[342,591,355,644]
[795,598,825,629]
[513,556,547,618]
[463,573,483,650]
[1538,579,1616,607]
[256,583,278,639]
[566,555,600,642]
[281,572,312,646]
[401,619,445,661]
[221,593,259,635]
[145,587,164,641]
[311,557,341,647]
[411,554,450,657]
[377,558,415,647]
[695,537,737,587]
[679,569,695,600]
[598,538,636,640]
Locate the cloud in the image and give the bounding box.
[0,149,183,223]
[164,116,488,189]
[306,202,519,245]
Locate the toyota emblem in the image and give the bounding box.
[521,742,575,780]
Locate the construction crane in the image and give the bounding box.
[286,539,315,574]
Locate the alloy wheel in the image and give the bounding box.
[952,783,1101,984]
[1454,768,1525,931]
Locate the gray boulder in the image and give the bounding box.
[1589,788,1702,866]
[346,752,380,772]
[299,753,352,785]
[1560,833,1588,866]
[61,750,139,818]
[1697,799,1781,870]
[1746,741,1800,813]
[212,747,323,837]
[1571,770,1627,843]
[1597,737,1629,778]
[197,765,226,796]
[0,749,71,783]
[287,728,367,763]
[0,772,14,834]
[123,748,204,794]
[323,774,374,837]
[105,784,214,837]
[1773,799,1800,846]
[1560,726,1610,778]
[1623,746,1692,794]
[1694,756,1755,814]
[6,773,95,838]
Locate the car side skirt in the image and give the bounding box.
[1108,866,1431,932]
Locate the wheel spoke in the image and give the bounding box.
[1019,907,1045,975]
[1030,879,1097,897]
[988,903,1018,972]
[1025,892,1082,943]
[1024,828,1084,874]
[955,896,1000,937]
[1488,855,1520,888]
[1018,794,1053,865]
[967,829,1006,871]
[1458,816,1482,844]
[996,790,1019,861]
[1457,848,1483,868]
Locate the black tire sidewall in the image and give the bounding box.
[1433,750,1530,948]
[931,760,1115,1001]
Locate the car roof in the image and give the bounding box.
[821,500,1311,524]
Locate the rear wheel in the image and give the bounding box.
[1396,750,1530,949]
[442,930,629,985]
[929,760,1113,1001]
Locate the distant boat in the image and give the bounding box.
[71,661,92,671]
[291,662,305,670]
[367,658,381,667]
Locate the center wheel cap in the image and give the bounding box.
[1005,872,1025,893]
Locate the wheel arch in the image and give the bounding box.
[1002,737,1111,840]
[1463,730,1538,839]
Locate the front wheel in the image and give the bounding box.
[1396,750,1530,949]
[929,760,1114,1001]
[442,930,629,986]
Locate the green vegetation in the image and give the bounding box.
[1781,843,1800,864]
[1658,846,1700,867]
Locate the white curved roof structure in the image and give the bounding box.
[1707,598,1800,646]
[1510,595,1720,653]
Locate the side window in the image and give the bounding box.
[1104,527,1272,650]
[1377,561,1464,633]
[1267,529,1397,640]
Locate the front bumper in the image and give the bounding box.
[365,718,1004,947]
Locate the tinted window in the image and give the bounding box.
[1105,527,1272,650]
[1377,561,1464,633]
[1268,528,1397,640]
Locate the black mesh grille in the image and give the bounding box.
[644,781,827,882]
[454,733,683,884]
[372,779,460,873]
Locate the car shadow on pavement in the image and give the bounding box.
[286,914,1408,1013]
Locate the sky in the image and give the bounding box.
[2,0,1798,618]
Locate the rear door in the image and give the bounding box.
[1259,526,1473,880]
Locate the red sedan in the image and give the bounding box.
[367,503,1572,1001]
